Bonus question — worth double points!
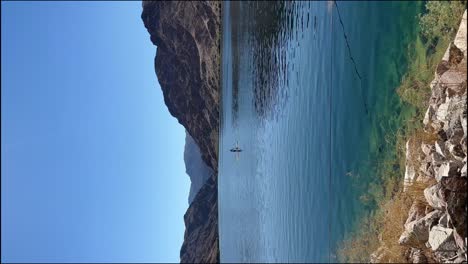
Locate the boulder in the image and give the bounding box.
[447,117,465,144]
[404,165,417,188]
[428,226,458,252]
[439,70,467,89]
[436,101,450,123]
[419,162,434,178]
[438,213,451,228]
[435,140,448,158]
[447,142,465,161]
[453,10,467,56]
[461,137,467,157]
[405,202,428,229]
[421,143,434,156]
[399,210,443,247]
[424,184,447,210]
[441,178,467,238]
[407,248,428,263]
[423,106,435,127]
[431,152,445,166]
[404,139,417,188]
[461,115,467,136]
[435,161,460,182]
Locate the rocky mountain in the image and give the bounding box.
[184,131,213,204]
[141,1,221,263]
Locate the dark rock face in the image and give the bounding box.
[141,1,221,263]
[142,0,220,170]
[185,131,213,204]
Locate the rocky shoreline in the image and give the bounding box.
[373,10,467,263]
[141,1,221,263]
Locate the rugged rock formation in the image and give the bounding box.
[398,10,467,263]
[142,0,221,170]
[141,1,221,263]
[184,131,213,204]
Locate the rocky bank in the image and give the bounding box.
[373,10,467,263]
[141,1,221,263]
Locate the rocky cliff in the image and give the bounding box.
[373,11,467,264]
[141,1,221,263]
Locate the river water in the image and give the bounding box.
[219,1,423,262]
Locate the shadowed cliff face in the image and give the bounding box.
[142,0,220,170]
[141,1,220,263]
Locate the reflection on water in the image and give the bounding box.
[220,1,422,262]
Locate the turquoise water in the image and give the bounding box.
[219,1,422,262]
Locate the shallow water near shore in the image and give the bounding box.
[219,1,423,262]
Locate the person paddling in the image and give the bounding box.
[230,141,242,152]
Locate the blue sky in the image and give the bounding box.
[1,2,190,262]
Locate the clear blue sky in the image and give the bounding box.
[1,2,190,262]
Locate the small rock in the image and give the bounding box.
[428,226,458,252]
[421,143,434,156]
[404,165,417,188]
[436,162,460,182]
[408,248,428,263]
[461,137,467,155]
[436,101,450,123]
[461,163,467,177]
[461,115,467,136]
[419,162,434,178]
[424,106,435,126]
[405,202,427,229]
[431,152,445,166]
[435,140,448,157]
[453,10,467,56]
[438,213,451,228]
[447,143,465,161]
[424,184,447,210]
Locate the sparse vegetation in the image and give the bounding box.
[338,2,465,262]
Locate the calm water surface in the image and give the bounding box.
[219,1,422,262]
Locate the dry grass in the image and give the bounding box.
[338,178,437,263]
[406,129,439,170]
[404,178,437,205]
